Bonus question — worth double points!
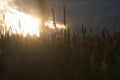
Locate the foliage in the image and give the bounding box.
[0,27,120,80]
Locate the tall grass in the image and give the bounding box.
[0,6,120,80]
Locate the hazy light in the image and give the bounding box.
[45,20,66,30]
[0,0,41,37]
[5,11,41,37]
[0,0,66,38]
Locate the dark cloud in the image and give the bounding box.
[50,0,120,30]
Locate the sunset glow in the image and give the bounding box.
[0,0,66,37]
[0,0,41,37]
[45,20,66,30]
[5,11,41,37]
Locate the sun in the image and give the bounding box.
[4,10,41,37]
[19,14,41,37]
[0,0,41,37]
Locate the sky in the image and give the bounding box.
[52,0,120,31]
[9,0,120,31]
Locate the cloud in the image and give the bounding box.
[8,0,47,17]
[68,1,120,25]
[49,0,120,30]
